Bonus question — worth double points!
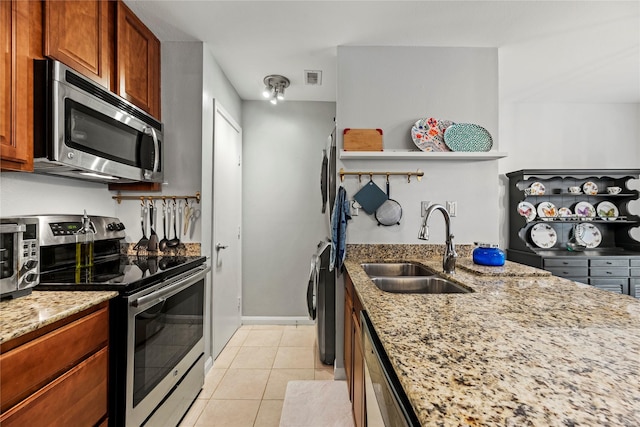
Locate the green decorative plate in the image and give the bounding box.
[443,123,493,152]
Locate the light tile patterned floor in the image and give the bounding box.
[179,324,335,427]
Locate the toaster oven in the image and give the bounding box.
[0,218,40,299]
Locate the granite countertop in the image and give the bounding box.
[0,291,118,345]
[345,244,640,426]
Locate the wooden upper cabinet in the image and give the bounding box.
[116,1,161,119]
[44,0,113,89]
[1,0,41,172]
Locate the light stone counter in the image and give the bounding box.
[345,244,640,426]
[0,291,118,345]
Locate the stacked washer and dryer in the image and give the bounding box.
[307,127,337,365]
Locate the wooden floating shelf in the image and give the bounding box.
[339,150,507,160]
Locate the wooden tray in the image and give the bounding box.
[343,128,383,151]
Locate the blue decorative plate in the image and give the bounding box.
[443,123,493,152]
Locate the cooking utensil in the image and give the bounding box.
[183,200,192,235]
[189,208,201,239]
[167,200,180,247]
[159,201,169,251]
[353,177,387,214]
[375,176,402,226]
[133,201,149,250]
[147,200,158,251]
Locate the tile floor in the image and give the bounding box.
[179,324,335,427]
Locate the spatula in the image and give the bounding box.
[147,200,158,251]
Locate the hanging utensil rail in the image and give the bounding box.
[339,169,423,183]
[112,191,201,204]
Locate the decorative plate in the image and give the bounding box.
[574,202,596,219]
[558,207,573,219]
[596,201,619,221]
[517,201,536,222]
[575,223,602,248]
[537,202,557,221]
[582,181,599,195]
[530,182,546,196]
[411,118,453,152]
[530,223,557,248]
[443,123,493,152]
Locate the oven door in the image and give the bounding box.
[126,265,208,426]
[0,224,23,295]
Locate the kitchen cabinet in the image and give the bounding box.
[0,301,109,425]
[3,0,162,188]
[507,169,640,298]
[344,272,365,427]
[1,0,42,172]
[44,0,113,89]
[116,1,161,119]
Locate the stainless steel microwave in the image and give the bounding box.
[33,59,163,184]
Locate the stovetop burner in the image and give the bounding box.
[36,255,206,295]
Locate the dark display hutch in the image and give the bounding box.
[506,169,640,298]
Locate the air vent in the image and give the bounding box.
[304,70,322,86]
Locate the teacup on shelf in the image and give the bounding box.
[607,186,622,194]
[568,186,581,194]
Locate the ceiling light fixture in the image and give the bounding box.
[262,74,290,105]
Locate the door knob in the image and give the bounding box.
[216,243,228,251]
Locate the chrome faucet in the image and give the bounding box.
[418,204,458,274]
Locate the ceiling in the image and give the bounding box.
[124,1,640,104]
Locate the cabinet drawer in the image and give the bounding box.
[546,267,588,278]
[631,268,640,277]
[0,347,108,426]
[544,259,588,268]
[0,306,108,411]
[590,279,629,295]
[630,260,640,267]
[589,267,629,277]
[590,259,629,268]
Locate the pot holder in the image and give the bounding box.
[353,180,388,214]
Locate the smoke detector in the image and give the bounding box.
[304,70,322,86]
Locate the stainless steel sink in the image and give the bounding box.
[360,262,435,277]
[371,277,472,294]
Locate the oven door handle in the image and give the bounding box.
[1,224,25,233]
[131,266,210,308]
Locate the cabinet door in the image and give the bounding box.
[0,347,108,426]
[0,0,34,172]
[44,0,112,89]
[116,0,160,118]
[352,312,365,427]
[344,293,353,400]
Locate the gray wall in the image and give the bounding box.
[242,100,336,318]
[337,46,501,245]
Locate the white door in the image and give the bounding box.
[212,102,242,358]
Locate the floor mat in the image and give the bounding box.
[279,380,354,427]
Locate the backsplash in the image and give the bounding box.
[121,242,201,257]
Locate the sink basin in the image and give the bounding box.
[360,262,435,277]
[371,277,472,294]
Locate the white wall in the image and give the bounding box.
[0,173,115,218]
[241,100,336,317]
[498,102,640,247]
[337,46,501,245]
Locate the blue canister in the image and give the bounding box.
[473,243,506,266]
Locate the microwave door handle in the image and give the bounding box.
[143,127,160,179]
[149,127,160,172]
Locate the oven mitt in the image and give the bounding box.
[353,180,388,214]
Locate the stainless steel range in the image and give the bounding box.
[27,214,208,426]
